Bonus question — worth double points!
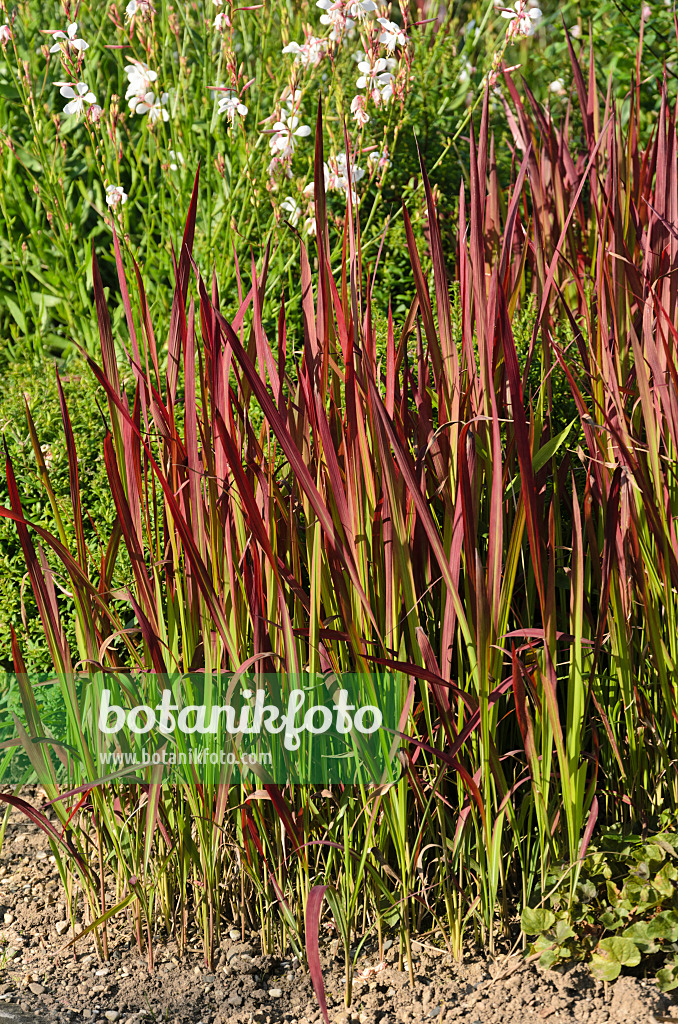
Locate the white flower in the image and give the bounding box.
[281,196,301,227]
[347,0,376,19]
[269,109,312,155]
[169,149,184,170]
[549,79,565,94]
[303,164,330,197]
[498,1,542,40]
[129,90,170,122]
[214,11,232,30]
[350,94,369,126]
[317,0,356,40]
[334,152,365,192]
[376,71,394,102]
[106,185,128,207]
[216,89,248,121]
[356,56,396,102]
[304,197,319,235]
[124,61,158,101]
[367,147,390,171]
[0,24,12,46]
[317,0,341,22]
[54,81,97,117]
[125,0,156,20]
[377,18,406,52]
[49,23,88,53]
[570,24,581,37]
[282,36,325,67]
[328,17,355,42]
[285,89,303,111]
[356,56,384,89]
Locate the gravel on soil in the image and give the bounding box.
[0,792,676,1024]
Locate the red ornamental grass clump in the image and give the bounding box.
[2,34,678,1013]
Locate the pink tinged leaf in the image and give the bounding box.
[111,225,141,375]
[305,886,330,1024]
[212,307,381,636]
[0,793,91,876]
[55,371,87,568]
[102,432,159,635]
[578,795,598,862]
[167,164,201,403]
[3,443,73,674]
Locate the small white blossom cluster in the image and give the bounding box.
[48,21,101,120]
[288,149,369,236]
[355,51,397,106]
[125,60,170,123]
[267,91,312,179]
[495,0,542,42]
[210,84,248,123]
[0,24,11,46]
[349,10,408,127]
[316,0,356,43]
[125,0,156,22]
[278,3,409,134]
[46,20,128,208]
[282,33,327,67]
[212,0,233,32]
[327,152,365,199]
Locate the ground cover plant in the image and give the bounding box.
[2,5,678,1024]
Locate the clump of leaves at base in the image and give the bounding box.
[521,832,678,990]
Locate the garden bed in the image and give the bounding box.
[0,795,675,1024]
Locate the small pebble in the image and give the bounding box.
[105,1013,120,1022]
[28,983,45,995]
[55,922,69,935]
[268,988,282,998]
[95,967,110,977]
[229,929,240,940]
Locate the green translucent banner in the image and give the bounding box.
[4,673,407,785]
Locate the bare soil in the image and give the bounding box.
[0,792,676,1024]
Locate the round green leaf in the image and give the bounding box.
[591,936,642,980]
[521,907,556,935]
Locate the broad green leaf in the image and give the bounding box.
[600,910,623,930]
[532,418,578,472]
[2,294,26,333]
[554,919,575,943]
[657,963,678,993]
[521,907,556,935]
[591,937,641,981]
[647,910,678,942]
[622,921,658,953]
[590,953,622,982]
